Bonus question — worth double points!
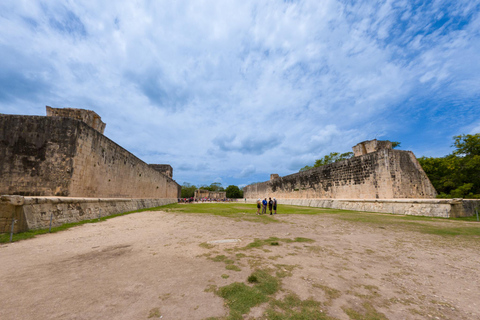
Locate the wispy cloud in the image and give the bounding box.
[0,0,479,187]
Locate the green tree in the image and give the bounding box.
[225,185,243,198]
[300,152,354,172]
[180,182,197,198]
[391,141,401,149]
[418,133,480,198]
[200,182,225,192]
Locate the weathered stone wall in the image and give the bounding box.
[352,139,392,156]
[149,164,173,178]
[0,114,180,199]
[194,189,227,199]
[46,106,106,134]
[244,198,479,218]
[244,149,437,200]
[0,195,177,232]
[0,115,78,196]
[68,122,180,198]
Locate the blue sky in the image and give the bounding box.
[1,1,479,188]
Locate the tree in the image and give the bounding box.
[180,182,197,198]
[417,133,480,198]
[300,152,354,172]
[200,182,225,192]
[225,185,243,198]
[391,141,401,149]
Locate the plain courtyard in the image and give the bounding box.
[0,203,479,320]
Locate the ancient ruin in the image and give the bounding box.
[244,139,437,200]
[0,107,180,232]
[194,189,226,200]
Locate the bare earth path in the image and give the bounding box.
[1,209,479,319]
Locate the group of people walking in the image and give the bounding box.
[256,197,277,215]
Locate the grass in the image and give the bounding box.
[4,202,479,244]
[265,293,333,320]
[162,203,480,238]
[241,237,315,250]
[216,270,280,320]
[342,302,388,320]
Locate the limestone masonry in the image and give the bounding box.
[244,139,437,200]
[194,189,227,199]
[0,107,180,198]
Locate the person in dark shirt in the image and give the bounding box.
[268,197,273,215]
[273,198,277,214]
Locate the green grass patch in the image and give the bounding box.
[242,237,315,250]
[342,302,388,320]
[265,293,334,320]
[225,264,241,271]
[216,269,280,319]
[161,203,279,223]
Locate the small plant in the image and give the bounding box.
[225,264,241,271]
[147,307,161,318]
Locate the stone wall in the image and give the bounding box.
[0,115,78,196]
[46,106,106,134]
[244,198,479,218]
[194,189,227,199]
[244,148,437,200]
[0,195,177,232]
[149,164,173,178]
[0,114,180,198]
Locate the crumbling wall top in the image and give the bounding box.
[46,106,106,134]
[352,139,392,157]
[270,174,280,181]
[149,164,173,178]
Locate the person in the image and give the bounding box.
[256,199,261,215]
[268,197,273,215]
[262,198,267,214]
[273,198,277,214]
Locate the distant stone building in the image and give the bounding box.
[194,189,226,199]
[0,106,180,198]
[244,139,437,200]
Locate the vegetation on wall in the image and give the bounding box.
[299,142,401,172]
[418,134,480,199]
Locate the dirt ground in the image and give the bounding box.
[1,208,479,320]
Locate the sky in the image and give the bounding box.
[1,0,479,188]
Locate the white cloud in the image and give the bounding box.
[1,0,479,187]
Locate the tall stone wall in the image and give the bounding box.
[244,148,437,200]
[0,115,78,196]
[0,114,180,198]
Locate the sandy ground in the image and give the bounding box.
[1,209,479,320]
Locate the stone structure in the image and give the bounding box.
[0,195,176,233]
[46,106,106,134]
[194,189,226,199]
[244,140,437,200]
[0,107,180,199]
[352,139,392,157]
[243,197,479,218]
[149,164,173,178]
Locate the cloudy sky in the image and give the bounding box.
[1,1,479,188]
